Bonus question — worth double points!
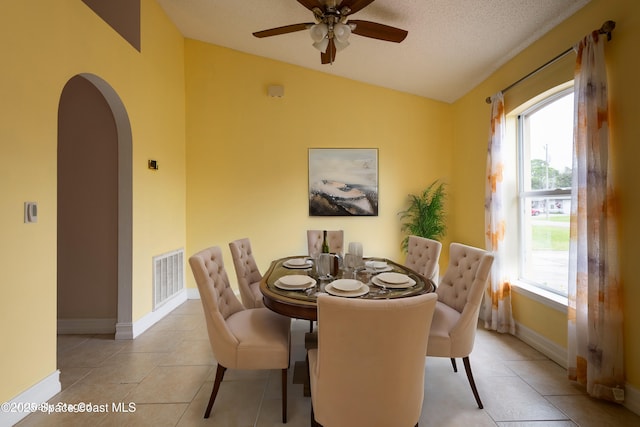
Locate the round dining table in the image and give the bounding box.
[260,255,436,321]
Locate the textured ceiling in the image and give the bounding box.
[156,0,591,103]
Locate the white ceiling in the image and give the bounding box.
[156,0,591,103]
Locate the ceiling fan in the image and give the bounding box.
[253,0,408,64]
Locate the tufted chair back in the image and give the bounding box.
[229,238,264,309]
[405,235,442,284]
[189,246,245,368]
[307,230,344,256]
[436,243,493,314]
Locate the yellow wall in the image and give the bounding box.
[0,0,186,401]
[184,40,453,285]
[452,0,640,389]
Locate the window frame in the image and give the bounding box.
[516,86,573,297]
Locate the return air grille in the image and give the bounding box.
[153,248,184,311]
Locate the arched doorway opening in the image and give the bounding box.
[57,74,132,338]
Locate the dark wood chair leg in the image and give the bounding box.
[462,356,483,409]
[282,368,288,423]
[311,404,322,427]
[204,364,227,418]
[450,357,457,372]
[309,320,314,333]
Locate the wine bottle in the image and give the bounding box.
[321,230,329,253]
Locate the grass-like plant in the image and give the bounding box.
[399,180,447,253]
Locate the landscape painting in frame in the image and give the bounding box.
[308,148,378,216]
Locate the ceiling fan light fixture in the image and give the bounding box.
[313,38,330,53]
[310,23,328,42]
[333,22,351,43]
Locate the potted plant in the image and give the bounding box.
[398,180,447,253]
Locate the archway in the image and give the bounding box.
[57,74,132,338]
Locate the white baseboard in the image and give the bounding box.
[57,318,116,334]
[115,289,187,339]
[0,370,61,427]
[186,287,200,299]
[514,320,568,368]
[513,320,640,416]
[624,382,640,416]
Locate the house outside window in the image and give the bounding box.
[517,87,573,296]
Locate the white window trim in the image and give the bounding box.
[512,280,568,313]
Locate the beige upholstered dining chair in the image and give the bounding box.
[426,242,494,409]
[229,238,264,309]
[308,293,438,427]
[307,229,344,256]
[189,246,291,422]
[404,235,442,284]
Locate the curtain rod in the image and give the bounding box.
[485,20,616,104]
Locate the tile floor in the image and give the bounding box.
[16,299,640,427]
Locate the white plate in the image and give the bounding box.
[366,265,393,273]
[376,272,411,284]
[366,260,388,270]
[371,275,416,289]
[275,275,316,290]
[331,279,363,292]
[283,259,313,269]
[325,283,369,297]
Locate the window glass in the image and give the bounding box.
[518,88,573,295]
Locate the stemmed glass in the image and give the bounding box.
[343,253,357,279]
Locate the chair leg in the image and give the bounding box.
[204,364,227,418]
[450,357,457,372]
[462,356,483,409]
[310,404,321,427]
[309,320,314,333]
[282,368,288,423]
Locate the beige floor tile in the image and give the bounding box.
[504,360,586,396]
[82,352,168,385]
[477,376,569,422]
[547,394,640,427]
[160,339,215,366]
[171,300,203,315]
[56,334,92,353]
[496,422,577,427]
[97,403,189,427]
[177,379,265,427]
[150,313,203,333]
[127,365,212,403]
[14,407,110,427]
[59,366,92,389]
[119,330,186,353]
[57,335,126,368]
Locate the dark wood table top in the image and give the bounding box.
[260,256,435,321]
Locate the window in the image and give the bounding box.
[517,87,573,296]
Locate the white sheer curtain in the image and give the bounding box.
[484,92,515,334]
[567,30,624,402]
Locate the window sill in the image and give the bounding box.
[511,281,568,313]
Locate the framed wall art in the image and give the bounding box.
[308,148,378,216]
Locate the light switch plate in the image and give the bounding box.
[24,202,38,223]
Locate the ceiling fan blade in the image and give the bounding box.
[297,0,323,11]
[349,20,408,42]
[253,23,313,38]
[339,0,375,15]
[321,39,337,64]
